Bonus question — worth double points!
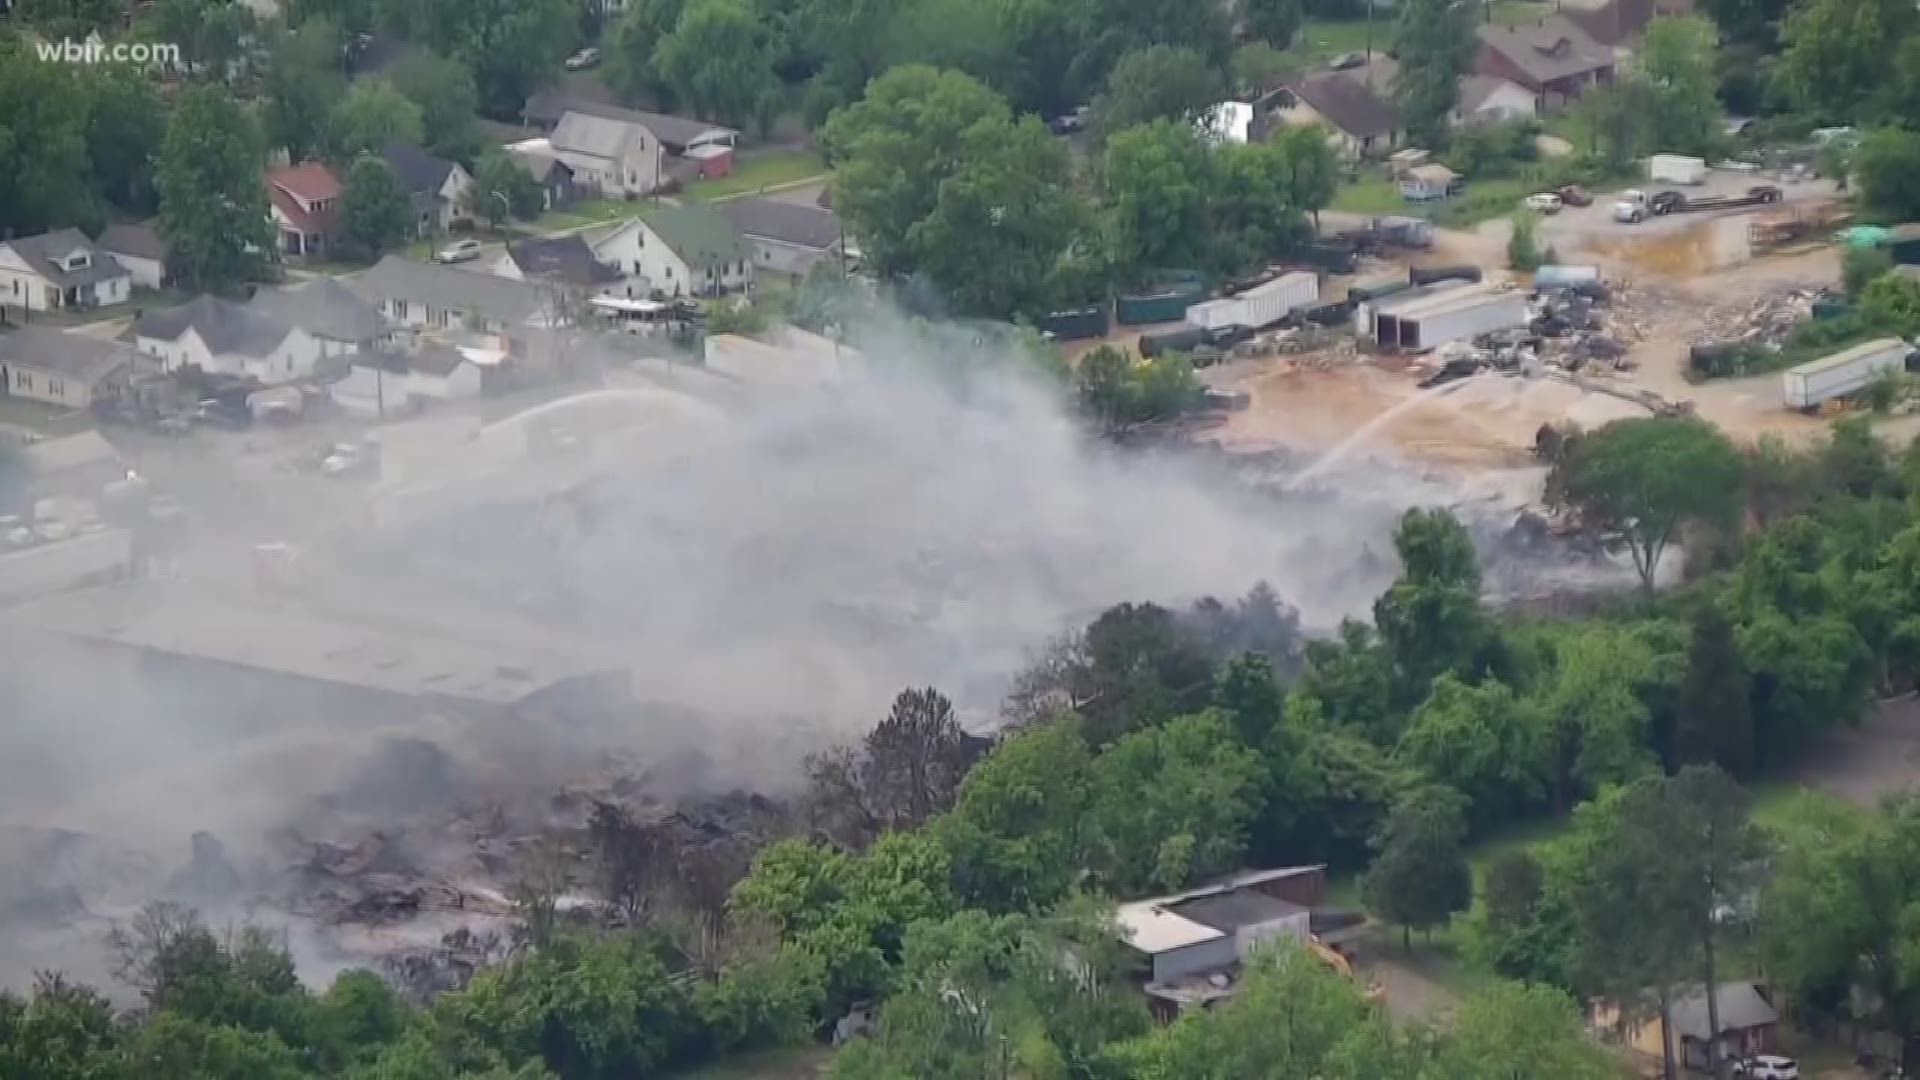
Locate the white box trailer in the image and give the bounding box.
[1781,338,1912,410]
[1649,154,1708,185]
[1186,271,1319,331]
[1367,283,1529,351]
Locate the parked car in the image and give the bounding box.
[1555,184,1593,207]
[564,47,600,71]
[1523,192,1563,214]
[1733,1055,1800,1080]
[1329,52,1366,70]
[435,238,484,264]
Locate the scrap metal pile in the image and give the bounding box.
[1699,285,1824,349]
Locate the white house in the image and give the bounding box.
[96,222,169,291]
[332,342,483,418]
[346,255,559,350]
[0,230,132,313]
[1268,69,1403,159]
[1454,75,1538,126]
[489,235,631,296]
[589,206,751,299]
[549,110,664,197]
[0,326,137,410]
[381,142,474,236]
[714,198,849,278]
[130,295,323,384]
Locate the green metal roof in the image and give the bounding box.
[643,203,749,271]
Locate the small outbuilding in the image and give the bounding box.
[1399,163,1461,201]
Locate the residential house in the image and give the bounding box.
[550,110,666,198]
[247,277,394,359]
[0,230,132,313]
[346,255,558,348]
[591,206,752,298]
[0,327,138,410]
[1199,100,1255,146]
[1477,17,1616,112]
[1114,866,1333,1019]
[1597,982,1780,1071]
[506,145,583,211]
[332,342,483,418]
[266,161,343,260]
[380,142,474,236]
[1563,0,1694,52]
[490,235,628,296]
[1454,75,1538,126]
[1268,69,1401,158]
[96,222,170,291]
[526,94,739,188]
[713,198,847,277]
[130,295,322,384]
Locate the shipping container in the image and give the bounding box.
[1037,304,1111,341]
[1186,271,1320,331]
[1353,281,1466,337]
[1533,265,1602,290]
[1138,326,1208,357]
[1409,264,1482,288]
[1781,338,1913,410]
[1297,242,1357,274]
[1649,154,1708,185]
[1347,276,1411,303]
[1367,284,1529,352]
[1373,216,1433,249]
[1116,271,1208,325]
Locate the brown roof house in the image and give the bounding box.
[1595,981,1780,1072]
[266,161,343,260]
[1563,0,1694,50]
[1477,17,1616,111]
[1263,66,1401,159]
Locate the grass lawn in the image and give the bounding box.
[1288,3,1551,65]
[533,197,646,232]
[687,149,827,202]
[1331,173,1535,227]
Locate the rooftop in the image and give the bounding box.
[1168,891,1305,933]
[1669,982,1778,1042]
[96,221,167,262]
[1790,337,1910,375]
[248,277,391,344]
[267,161,343,203]
[1285,70,1400,138]
[0,326,137,384]
[1478,17,1614,85]
[348,255,552,327]
[380,142,459,198]
[524,89,738,149]
[642,204,749,271]
[713,198,843,251]
[0,579,623,708]
[505,235,624,289]
[1115,866,1325,956]
[0,229,129,289]
[131,295,297,358]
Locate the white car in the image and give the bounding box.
[1523,192,1563,214]
[1734,1055,1800,1080]
[434,238,484,264]
[565,47,600,70]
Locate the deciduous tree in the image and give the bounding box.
[656,0,780,131]
[1391,0,1476,146]
[1547,416,1745,593]
[338,157,414,260]
[327,78,424,161]
[156,84,273,293]
[1361,784,1472,952]
[1088,45,1224,142]
[263,17,347,164]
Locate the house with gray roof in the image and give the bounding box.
[0,326,142,409]
[590,206,751,299]
[346,255,561,350]
[522,92,738,155]
[130,295,323,385]
[96,222,170,290]
[714,198,849,277]
[380,142,474,236]
[0,229,132,313]
[1477,16,1616,111]
[550,110,666,197]
[490,235,629,295]
[248,277,394,358]
[1267,68,1402,158]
